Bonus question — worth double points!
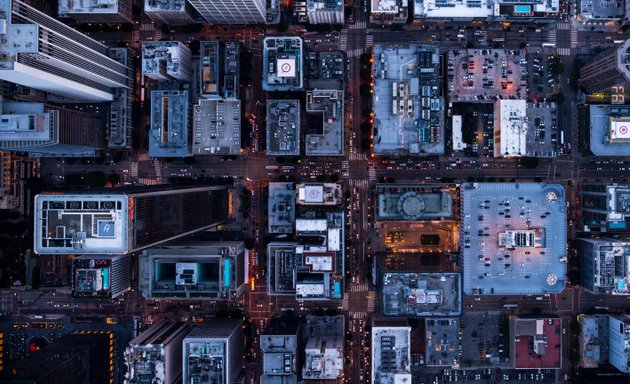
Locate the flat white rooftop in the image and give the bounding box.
[494,99,527,157]
[371,326,411,384]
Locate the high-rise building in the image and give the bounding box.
[58,0,133,23]
[0,101,106,157]
[142,41,192,82]
[139,240,247,300]
[108,48,135,149]
[608,315,630,373]
[578,237,630,295]
[124,321,191,384]
[580,38,630,93]
[183,320,244,384]
[34,186,231,255]
[72,254,132,299]
[260,317,302,384]
[580,184,630,232]
[0,332,112,384]
[306,0,344,24]
[144,0,196,25]
[189,0,266,24]
[0,0,132,102]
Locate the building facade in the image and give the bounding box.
[578,237,630,295]
[144,0,196,25]
[34,186,231,255]
[189,0,267,24]
[580,38,630,94]
[0,0,131,102]
[58,0,133,23]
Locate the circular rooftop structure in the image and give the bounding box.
[397,192,426,220]
[546,273,558,286]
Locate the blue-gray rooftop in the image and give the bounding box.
[460,183,567,295]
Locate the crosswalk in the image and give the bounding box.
[347,48,365,58]
[349,311,367,319]
[130,161,138,177]
[153,159,162,178]
[341,297,349,311]
[140,23,154,31]
[349,21,367,30]
[154,31,163,40]
[547,29,556,45]
[339,29,348,52]
[367,291,375,312]
[368,167,376,181]
[350,283,369,292]
[366,34,374,48]
[556,22,571,30]
[348,151,367,160]
[350,179,368,188]
[570,29,578,48]
[557,47,571,56]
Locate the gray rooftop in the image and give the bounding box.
[263,37,303,91]
[375,184,454,221]
[460,183,567,295]
[425,318,460,367]
[145,0,187,11]
[588,104,630,156]
[268,182,296,234]
[193,99,241,155]
[525,102,559,158]
[372,44,444,156]
[305,90,344,156]
[371,325,411,384]
[382,272,462,317]
[142,41,192,81]
[266,100,300,156]
[58,0,121,14]
[150,90,191,157]
[577,0,624,21]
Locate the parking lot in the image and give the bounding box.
[448,49,527,102]
[527,54,560,101]
[437,368,557,383]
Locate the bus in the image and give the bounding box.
[541,43,556,48]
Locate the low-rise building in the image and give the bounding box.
[585,104,630,156]
[267,99,301,156]
[608,315,630,373]
[139,241,246,300]
[144,0,196,25]
[261,317,302,384]
[510,316,562,369]
[370,0,408,24]
[268,182,296,234]
[72,255,131,299]
[306,0,344,23]
[578,314,608,368]
[302,315,344,381]
[381,272,462,317]
[576,0,624,23]
[192,99,241,155]
[296,183,342,205]
[150,90,191,157]
[305,90,344,156]
[371,320,411,384]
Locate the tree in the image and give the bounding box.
[550,93,565,103]
[519,157,540,168]
[85,171,107,188]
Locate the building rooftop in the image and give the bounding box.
[525,102,558,157]
[425,318,460,368]
[34,194,129,255]
[304,51,344,90]
[200,41,220,98]
[305,90,344,156]
[296,183,342,205]
[371,324,411,384]
[223,42,240,99]
[511,317,562,369]
[263,37,303,91]
[578,314,608,368]
[447,49,527,102]
[372,44,444,156]
[306,0,343,11]
[266,99,300,156]
[303,337,343,379]
[58,0,121,14]
[608,314,630,373]
[150,90,191,157]
[268,182,296,234]
[576,0,624,22]
[578,237,630,295]
[588,104,630,156]
[494,99,527,157]
[261,317,301,384]
[192,99,241,155]
[581,184,630,231]
[460,183,567,295]
[414,0,493,19]
[142,41,191,81]
[375,184,454,221]
[382,272,462,317]
[145,0,187,11]
[460,313,511,367]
